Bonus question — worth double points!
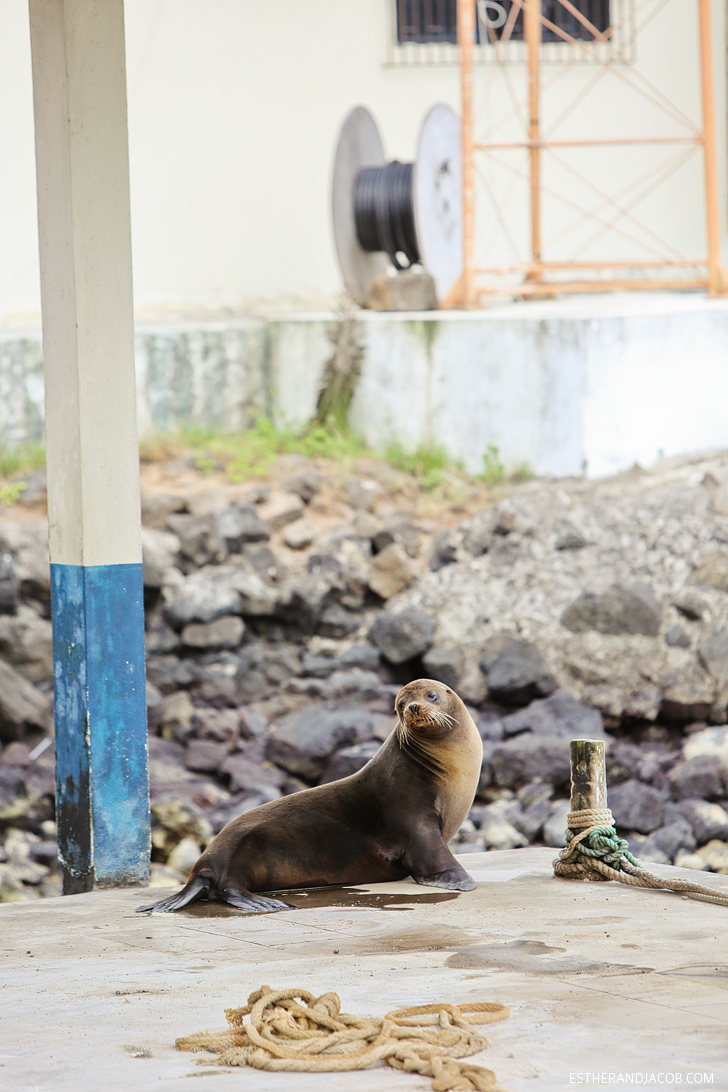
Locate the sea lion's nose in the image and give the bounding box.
[407,701,420,715]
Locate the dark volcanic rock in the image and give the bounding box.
[0,554,19,615]
[479,636,556,706]
[673,798,728,843]
[501,689,604,738]
[665,624,691,649]
[219,752,285,793]
[185,739,232,774]
[425,529,458,571]
[217,504,271,550]
[651,817,697,859]
[669,756,726,801]
[0,660,50,742]
[561,581,662,636]
[368,607,435,664]
[490,734,571,790]
[698,628,728,685]
[181,615,245,651]
[265,704,376,781]
[422,646,464,692]
[608,779,665,834]
[163,568,242,629]
[166,512,228,570]
[319,741,382,783]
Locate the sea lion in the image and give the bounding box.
[137,678,483,913]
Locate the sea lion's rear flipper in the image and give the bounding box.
[405,836,477,892]
[136,873,212,913]
[221,885,293,912]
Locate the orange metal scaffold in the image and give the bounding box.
[454,0,728,305]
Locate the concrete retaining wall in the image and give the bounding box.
[2,295,728,478]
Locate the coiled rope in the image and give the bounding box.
[177,984,510,1091]
[354,161,420,269]
[554,807,728,907]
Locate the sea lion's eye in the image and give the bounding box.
[427,691,438,702]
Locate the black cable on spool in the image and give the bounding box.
[354,161,420,270]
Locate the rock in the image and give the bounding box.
[622,835,669,865]
[608,780,665,834]
[219,753,285,794]
[698,628,728,684]
[141,528,181,588]
[148,735,192,789]
[1,741,32,767]
[372,521,421,559]
[150,795,213,856]
[191,707,241,743]
[695,839,728,873]
[308,534,370,610]
[166,837,202,874]
[674,850,711,871]
[0,863,35,902]
[691,549,728,593]
[683,726,728,766]
[283,520,316,550]
[561,581,662,637]
[181,615,245,651]
[665,624,690,649]
[184,739,232,773]
[507,797,552,839]
[229,570,279,616]
[555,522,588,550]
[543,800,571,848]
[673,590,709,621]
[163,568,242,629]
[0,660,51,742]
[651,818,696,859]
[501,689,604,738]
[217,504,271,550]
[470,802,528,851]
[159,691,195,743]
[166,512,227,570]
[344,478,382,512]
[673,799,728,843]
[318,604,360,637]
[459,512,495,556]
[368,607,436,664]
[422,647,464,692]
[277,575,334,630]
[669,756,726,801]
[0,523,50,603]
[265,704,374,781]
[282,469,325,503]
[490,735,571,790]
[257,491,305,530]
[479,636,556,706]
[338,645,381,672]
[0,553,18,614]
[367,269,437,311]
[0,604,54,683]
[319,741,381,783]
[141,493,186,529]
[148,863,187,887]
[367,543,413,599]
[425,529,458,571]
[186,488,230,518]
[659,683,714,725]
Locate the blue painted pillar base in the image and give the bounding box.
[51,563,150,890]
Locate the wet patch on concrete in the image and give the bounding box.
[447,939,654,976]
[176,887,458,917]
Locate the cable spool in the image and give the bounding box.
[332,105,463,307]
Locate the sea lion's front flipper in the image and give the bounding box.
[221,885,293,912]
[405,836,476,892]
[136,873,212,913]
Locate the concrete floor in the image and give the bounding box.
[1,847,727,1092]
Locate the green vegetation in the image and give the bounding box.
[0,444,45,506]
[480,444,505,485]
[385,441,453,491]
[0,482,28,506]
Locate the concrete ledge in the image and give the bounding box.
[3,294,728,478]
[2,847,727,1090]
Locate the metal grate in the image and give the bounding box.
[396,0,610,44]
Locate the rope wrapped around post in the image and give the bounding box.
[554,739,728,907]
[176,985,510,1092]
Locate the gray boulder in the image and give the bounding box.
[217,503,271,551]
[668,756,726,801]
[265,704,376,781]
[0,660,51,742]
[490,734,571,789]
[479,635,556,706]
[673,798,728,843]
[608,779,665,834]
[163,568,242,629]
[166,512,227,570]
[501,689,604,738]
[368,607,436,664]
[319,741,382,784]
[561,581,662,636]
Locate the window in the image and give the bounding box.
[395,0,611,45]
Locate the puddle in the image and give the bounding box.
[446,939,653,976]
[664,965,728,980]
[178,887,458,917]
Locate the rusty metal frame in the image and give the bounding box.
[450,0,728,305]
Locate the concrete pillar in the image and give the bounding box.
[29,0,149,892]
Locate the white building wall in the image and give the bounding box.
[0,0,726,325]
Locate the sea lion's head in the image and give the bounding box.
[394,678,465,744]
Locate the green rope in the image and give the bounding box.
[563,826,642,870]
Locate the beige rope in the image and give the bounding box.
[177,985,510,1091]
[554,818,728,907]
